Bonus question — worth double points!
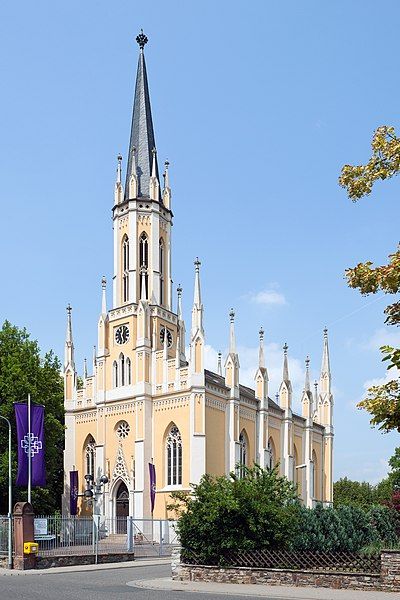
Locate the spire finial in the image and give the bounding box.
[217,351,222,376]
[282,342,290,382]
[229,309,236,354]
[229,308,235,323]
[258,327,265,369]
[136,29,148,50]
[101,276,107,315]
[66,303,72,317]
[177,284,183,319]
[194,257,201,272]
[324,326,328,339]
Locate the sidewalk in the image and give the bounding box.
[130,577,399,599]
[0,557,171,576]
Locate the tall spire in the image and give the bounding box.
[229,309,236,354]
[125,30,160,199]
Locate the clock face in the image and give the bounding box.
[115,325,130,345]
[160,327,173,348]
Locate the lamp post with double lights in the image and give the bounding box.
[81,473,109,564]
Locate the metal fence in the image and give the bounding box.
[34,515,178,560]
[0,516,10,556]
[182,548,382,574]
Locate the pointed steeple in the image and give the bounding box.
[279,343,292,409]
[177,284,186,362]
[191,258,204,336]
[125,30,160,199]
[64,304,75,369]
[83,358,88,380]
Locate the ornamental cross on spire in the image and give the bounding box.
[136,29,148,50]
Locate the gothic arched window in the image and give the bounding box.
[312,450,317,500]
[239,430,248,478]
[166,425,182,486]
[159,238,164,305]
[122,236,129,302]
[139,233,149,299]
[126,357,131,385]
[120,353,125,386]
[85,436,96,478]
[267,437,275,470]
[113,361,118,388]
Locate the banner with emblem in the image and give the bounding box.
[69,470,79,515]
[149,462,156,514]
[14,402,46,487]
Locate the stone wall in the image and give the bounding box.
[173,550,400,592]
[37,552,135,569]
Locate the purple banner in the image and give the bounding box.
[14,402,46,487]
[149,462,156,514]
[70,470,79,515]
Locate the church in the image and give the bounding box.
[63,32,334,520]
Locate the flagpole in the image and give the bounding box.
[28,393,31,504]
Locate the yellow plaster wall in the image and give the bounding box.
[205,403,226,476]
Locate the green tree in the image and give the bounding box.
[169,465,300,564]
[333,478,377,510]
[339,126,400,432]
[0,321,64,514]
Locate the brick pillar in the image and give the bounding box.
[381,550,400,590]
[13,502,37,570]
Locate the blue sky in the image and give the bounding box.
[0,0,399,483]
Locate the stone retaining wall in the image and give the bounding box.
[172,549,400,592]
[37,552,135,569]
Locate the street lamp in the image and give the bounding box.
[82,473,108,514]
[0,415,12,569]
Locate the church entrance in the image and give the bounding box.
[115,481,129,533]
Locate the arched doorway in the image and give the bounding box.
[115,481,129,533]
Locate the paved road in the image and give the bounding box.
[0,561,397,600]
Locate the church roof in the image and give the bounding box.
[125,32,160,199]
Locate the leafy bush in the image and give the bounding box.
[169,465,300,564]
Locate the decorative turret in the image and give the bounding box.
[191,258,204,337]
[98,277,109,356]
[224,309,240,390]
[279,343,292,410]
[64,303,75,370]
[254,327,268,404]
[301,356,313,419]
[64,304,76,406]
[217,352,222,376]
[177,285,186,363]
[114,154,124,204]
[162,160,171,209]
[190,259,204,377]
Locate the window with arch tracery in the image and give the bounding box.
[159,238,164,305]
[85,436,96,477]
[166,425,182,486]
[139,233,149,298]
[126,357,131,385]
[122,236,129,302]
[116,420,130,439]
[113,361,118,388]
[239,430,247,477]
[120,353,125,386]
